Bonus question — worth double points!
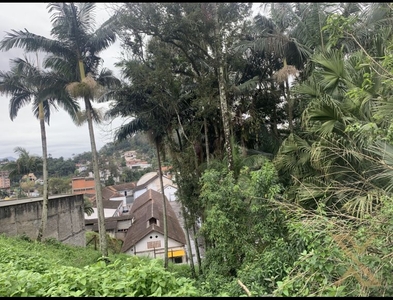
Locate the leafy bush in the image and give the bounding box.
[0,234,204,296]
[0,235,200,296]
[272,204,393,297]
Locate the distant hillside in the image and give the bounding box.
[98,132,155,160]
[0,156,16,162]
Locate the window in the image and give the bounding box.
[147,218,160,228]
[147,241,161,249]
[174,257,182,264]
[149,217,156,225]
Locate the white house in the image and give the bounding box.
[164,184,178,202]
[121,189,187,263]
[84,183,135,219]
[134,171,176,199]
[84,198,123,220]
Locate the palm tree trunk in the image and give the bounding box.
[78,57,108,257]
[182,205,196,278]
[37,102,49,242]
[85,99,108,257]
[203,117,210,166]
[156,139,169,269]
[272,107,280,141]
[213,3,234,171]
[283,58,294,133]
[286,78,293,133]
[192,222,203,275]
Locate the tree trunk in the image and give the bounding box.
[192,222,203,275]
[182,205,196,278]
[283,58,294,133]
[78,58,108,257]
[203,117,210,166]
[286,76,293,133]
[213,3,233,171]
[156,140,169,268]
[272,106,280,141]
[37,102,49,242]
[86,99,108,257]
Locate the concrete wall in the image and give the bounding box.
[0,194,85,247]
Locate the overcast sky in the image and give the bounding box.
[0,3,264,160]
[0,3,127,160]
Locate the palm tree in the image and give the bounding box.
[0,2,118,256]
[251,6,312,134]
[1,147,42,198]
[106,84,171,268]
[0,57,79,241]
[275,46,387,217]
[84,195,95,216]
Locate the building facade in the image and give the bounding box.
[71,177,95,195]
[0,171,10,189]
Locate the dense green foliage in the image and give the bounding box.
[195,159,393,296]
[47,156,76,177]
[0,234,200,297]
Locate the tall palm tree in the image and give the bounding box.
[0,2,118,256]
[0,57,79,241]
[106,84,171,268]
[252,7,311,133]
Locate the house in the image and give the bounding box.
[161,166,173,178]
[124,150,138,159]
[0,171,10,189]
[72,177,95,195]
[123,150,152,170]
[163,184,178,202]
[22,173,37,182]
[85,197,123,220]
[85,187,124,220]
[104,182,136,213]
[133,171,177,200]
[85,214,133,241]
[108,181,135,197]
[126,158,152,170]
[84,181,137,219]
[121,189,187,264]
[75,163,88,173]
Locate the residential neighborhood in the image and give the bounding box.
[0,146,203,265]
[83,169,203,264]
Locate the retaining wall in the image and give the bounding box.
[0,194,85,247]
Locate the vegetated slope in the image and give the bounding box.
[0,234,199,296]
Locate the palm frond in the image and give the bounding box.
[341,190,381,218]
[274,133,313,177]
[115,118,149,142]
[367,140,393,193]
[0,28,73,58]
[312,50,346,91]
[76,3,97,33]
[88,14,118,53]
